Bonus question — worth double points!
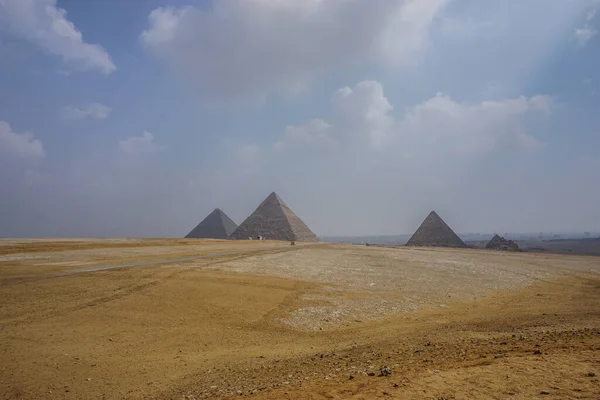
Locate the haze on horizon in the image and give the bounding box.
[1,0,599,238]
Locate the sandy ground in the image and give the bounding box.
[0,239,299,283]
[0,239,599,400]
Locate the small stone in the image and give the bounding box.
[367,371,376,377]
[540,391,550,395]
[494,354,506,359]
[534,350,542,355]
[147,381,153,385]
[519,334,526,340]
[349,375,354,380]
[588,372,596,377]
[86,378,91,381]
[380,366,392,376]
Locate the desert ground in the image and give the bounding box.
[1,239,599,400]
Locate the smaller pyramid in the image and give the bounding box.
[229,192,319,242]
[406,211,467,248]
[185,208,238,239]
[485,234,521,251]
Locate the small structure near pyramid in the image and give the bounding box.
[229,192,319,242]
[406,211,467,248]
[185,208,238,239]
[485,234,521,251]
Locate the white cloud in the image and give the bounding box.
[575,27,598,46]
[61,103,111,120]
[575,4,598,47]
[275,119,334,152]
[0,0,116,73]
[332,81,395,148]
[275,81,553,156]
[118,131,162,155]
[0,120,44,162]
[141,0,449,101]
[398,93,552,155]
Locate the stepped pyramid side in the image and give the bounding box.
[185,208,238,239]
[406,211,466,248]
[229,192,319,242]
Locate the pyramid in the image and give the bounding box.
[229,192,319,242]
[485,234,520,251]
[185,208,238,239]
[406,211,467,248]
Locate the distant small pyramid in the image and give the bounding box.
[185,208,238,239]
[485,234,520,251]
[406,211,466,248]
[229,192,319,242]
[486,234,504,249]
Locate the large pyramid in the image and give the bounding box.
[185,208,238,239]
[406,211,467,248]
[229,192,319,242]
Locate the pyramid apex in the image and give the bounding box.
[265,191,285,205]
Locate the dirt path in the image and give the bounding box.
[58,246,305,275]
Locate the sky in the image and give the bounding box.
[0,0,599,238]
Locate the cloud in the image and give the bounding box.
[0,0,116,73]
[575,27,598,46]
[274,119,334,152]
[332,81,395,148]
[61,103,111,120]
[119,131,163,155]
[575,4,598,47]
[0,120,44,162]
[141,0,449,102]
[273,81,553,157]
[398,93,552,155]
